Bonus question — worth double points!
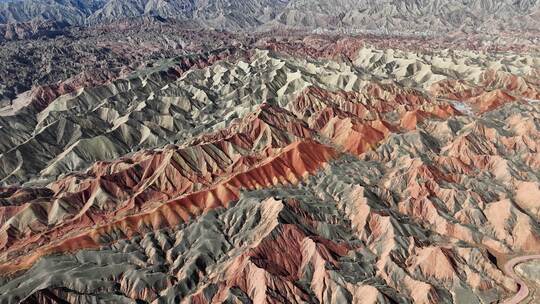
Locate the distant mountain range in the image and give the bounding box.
[0,0,539,33]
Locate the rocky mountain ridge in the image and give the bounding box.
[0,41,538,303]
[0,0,538,34]
[0,1,539,303]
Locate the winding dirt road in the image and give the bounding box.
[502,255,540,304]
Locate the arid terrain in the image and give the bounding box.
[0,1,539,303]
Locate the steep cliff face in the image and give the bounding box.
[0,37,539,303]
